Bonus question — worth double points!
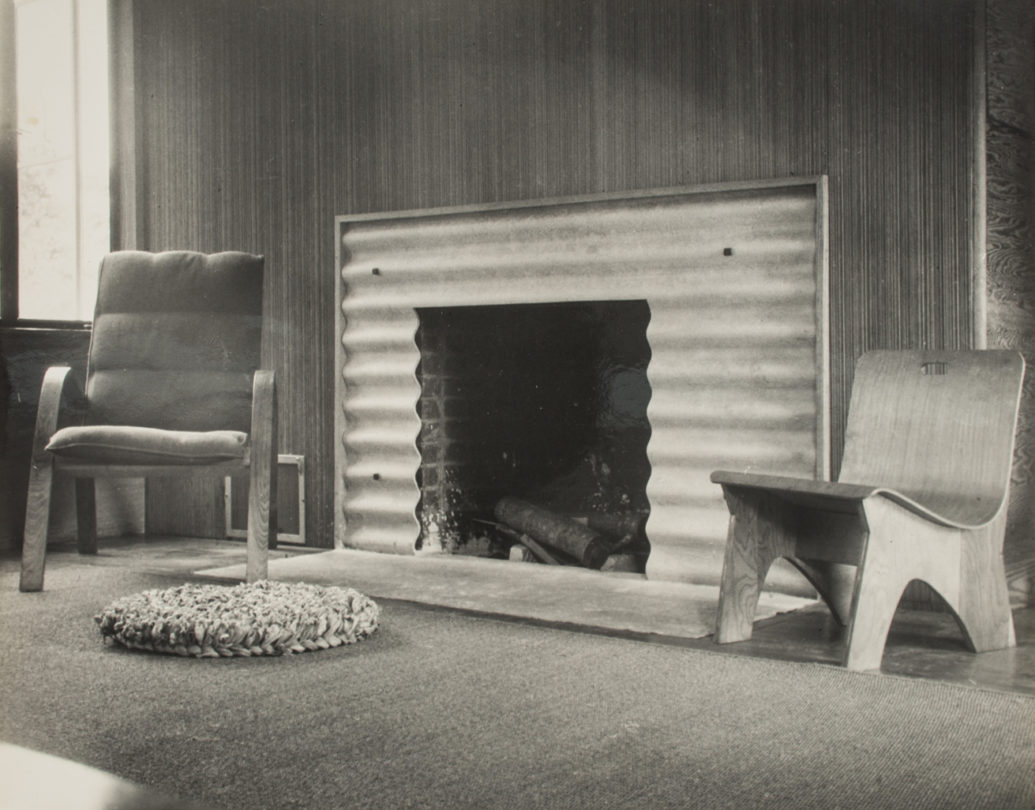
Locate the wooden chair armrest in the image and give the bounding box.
[710,470,878,501]
[249,369,277,467]
[251,369,276,411]
[710,470,990,527]
[32,366,86,461]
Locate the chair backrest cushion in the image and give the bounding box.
[85,250,264,433]
[837,350,1025,523]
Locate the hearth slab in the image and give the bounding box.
[196,548,813,640]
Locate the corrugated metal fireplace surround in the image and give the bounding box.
[335,177,829,588]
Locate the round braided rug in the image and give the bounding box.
[95,580,380,658]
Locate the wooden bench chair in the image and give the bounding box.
[711,350,1025,670]
[19,250,277,592]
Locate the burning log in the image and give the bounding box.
[494,497,612,569]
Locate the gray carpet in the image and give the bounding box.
[1,561,1033,810]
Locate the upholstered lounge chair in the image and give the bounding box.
[711,350,1025,671]
[19,250,277,591]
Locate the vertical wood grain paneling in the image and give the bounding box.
[985,0,1034,597]
[131,0,982,549]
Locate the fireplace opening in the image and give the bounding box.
[415,300,652,572]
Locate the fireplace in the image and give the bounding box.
[414,300,652,567]
[335,178,829,588]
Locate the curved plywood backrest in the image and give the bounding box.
[838,350,1025,525]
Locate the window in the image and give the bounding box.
[2,0,109,322]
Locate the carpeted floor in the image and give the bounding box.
[2,559,1033,810]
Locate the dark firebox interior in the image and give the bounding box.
[416,300,652,561]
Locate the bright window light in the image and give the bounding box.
[16,0,109,321]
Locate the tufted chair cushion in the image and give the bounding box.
[83,250,264,433]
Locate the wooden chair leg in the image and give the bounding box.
[955,520,1015,652]
[715,487,797,643]
[19,368,74,593]
[20,454,56,592]
[844,498,946,671]
[847,497,1016,670]
[246,370,277,583]
[843,568,905,671]
[76,478,98,555]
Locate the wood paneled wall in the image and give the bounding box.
[130,0,983,549]
[986,0,1034,591]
